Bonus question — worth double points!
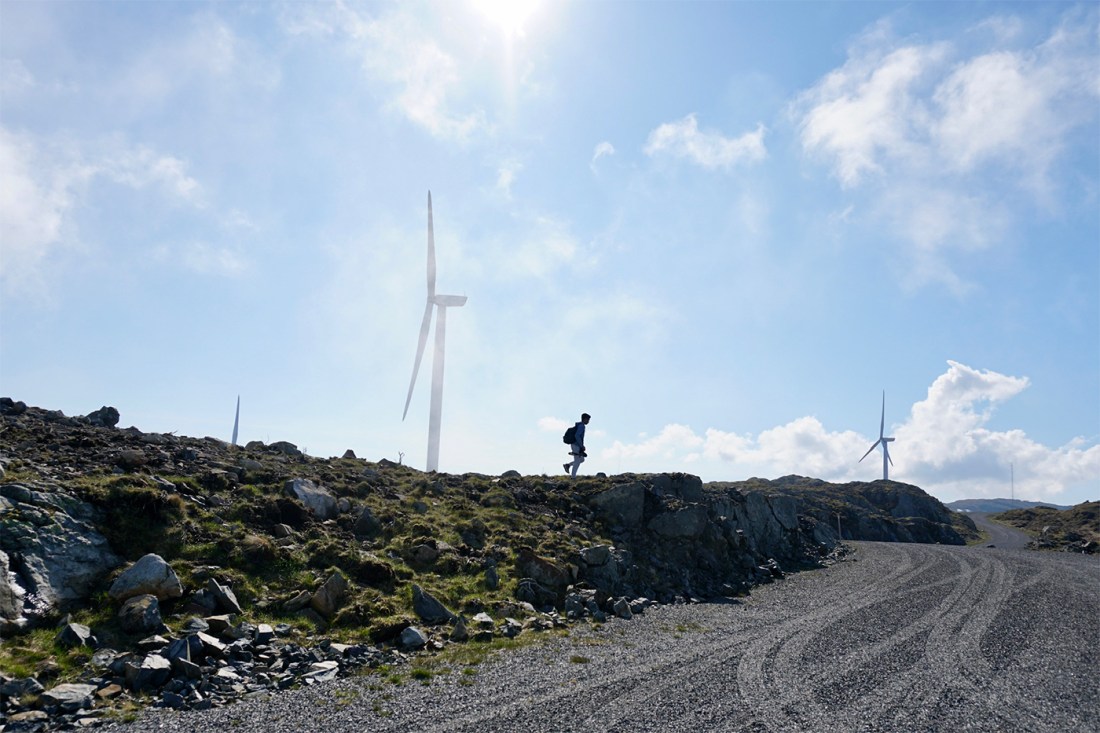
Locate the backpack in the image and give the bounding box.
[562,425,577,444]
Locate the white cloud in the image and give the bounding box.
[495,159,522,197]
[794,10,1099,290]
[601,361,1099,503]
[0,127,223,297]
[797,42,944,187]
[0,129,81,296]
[644,115,766,170]
[284,3,488,141]
[591,141,615,170]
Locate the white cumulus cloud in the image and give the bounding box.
[601,361,1098,503]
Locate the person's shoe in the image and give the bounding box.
[563,463,570,473]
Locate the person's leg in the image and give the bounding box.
[569,442,585,477]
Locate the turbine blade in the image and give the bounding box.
[427,191,436,297]
[859,441,879,463]
[885,444,894,466]
[879,390,886,439]
[403,301,434,419]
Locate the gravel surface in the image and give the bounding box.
[101,542,1100,733]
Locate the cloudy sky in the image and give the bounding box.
[2,1,1097,505]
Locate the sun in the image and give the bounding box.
[471,0,540,38]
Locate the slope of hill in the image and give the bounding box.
[993,502,1099,553]
[947,498,1072,513]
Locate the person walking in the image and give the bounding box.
[564,413,591,478]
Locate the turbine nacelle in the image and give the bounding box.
[433,294,468,308]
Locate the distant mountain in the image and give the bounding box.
[947,498,1072,513]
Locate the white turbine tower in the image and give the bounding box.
[859,390,895,480]
[402,191,467,473]
[231,395,240,446]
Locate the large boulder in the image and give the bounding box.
[0,485,121,628]
[108,554,183,602]
[285,478,338,520]
[83,406,120,428]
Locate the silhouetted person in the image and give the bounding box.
[564,412,591,478]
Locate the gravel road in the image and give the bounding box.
[966,512,1032,550]
[103,541,1099,733]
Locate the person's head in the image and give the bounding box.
[581,413,591,424]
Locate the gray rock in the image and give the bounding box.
[118,594,165,634]
[270,441,302,456]
[612,597,634,619]
[108,553,182,602]
[124,654,172,692]
[83,406,120,428]
[303,660,340,683]
[589,482,646,527]
[310,571,348,618]
[55,621,95,648]
[411,583,458,624]
[207,578,243,614]
[450,615,469,641]
[400,626,428,649]
[353,506,382,538]
[0,549,26,631]
[0,487,121,626]
[284,478,338,520]
[648,506,709,538]
[40,682,97,712]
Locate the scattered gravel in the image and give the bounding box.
[100,541,1100,733]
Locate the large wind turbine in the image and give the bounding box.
[859,390,895,480]
[402,191,467,473]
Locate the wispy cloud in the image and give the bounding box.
[644,114,766,170]
[283,3,489,142]
[0,127,232,298]
[602,361,1099,502]
[590,141,615,171]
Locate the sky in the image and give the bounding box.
[1,1,1098,506]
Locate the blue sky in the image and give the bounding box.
[2,1,1097,505]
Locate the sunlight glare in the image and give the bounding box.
[472,0,540,38]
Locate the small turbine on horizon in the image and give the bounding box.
[231,395,240,446]
[402,191,467,473]
[859,390,895,481]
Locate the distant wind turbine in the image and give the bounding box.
[402,191,467,473]
[231,395,240,446]
[859,390,895,480]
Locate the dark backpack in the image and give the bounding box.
[562,425,577,444]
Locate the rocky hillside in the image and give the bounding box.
[713,475,979,545]
[0,399,977,728]
[1,398,838,728]
[993,502,1099,553]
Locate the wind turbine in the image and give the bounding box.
[859,390,895,480]
[231,395,240,446]
[402,191,467,472]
